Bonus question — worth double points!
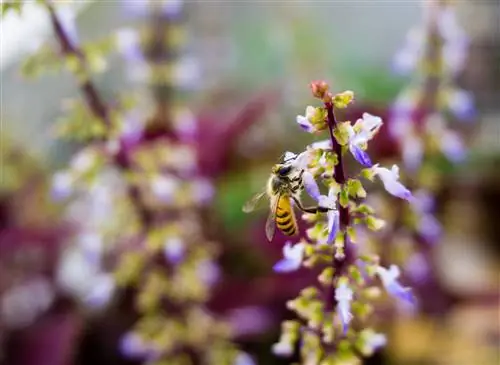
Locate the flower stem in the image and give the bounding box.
[324,101,353,311]
[45,1,110,127]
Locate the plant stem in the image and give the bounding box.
[46,1,110,127]
[324,101,353,311]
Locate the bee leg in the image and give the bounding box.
[292,197,331,214]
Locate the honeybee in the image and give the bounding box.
[243,152,328,241]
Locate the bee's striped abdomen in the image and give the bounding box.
[275,195,298,236]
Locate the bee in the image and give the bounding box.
[243,152,328,241]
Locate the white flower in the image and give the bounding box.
[115,28,143,62]
[163,237,185,263]
[446,88,475,121]
[376,265,415,305]
[335,281,353,334]
[371,164,412,201]
[51,171,74,201]
[197,260,220,286]
[402,132,423,171]
[272,341,294,356]
[191,178,214,205]
[273,242,305,273]
[296,106,318,133]
[347,113,383,167]
[1,278,54,328]
[84,273,116,308]
[234,352,256,365]
[150,175,179,202]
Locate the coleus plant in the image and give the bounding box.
[260,81,416,365]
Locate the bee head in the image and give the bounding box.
[272,164,292,177]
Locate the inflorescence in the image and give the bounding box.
[269,81,415,365]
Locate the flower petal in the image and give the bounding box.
[302,171,321,201]
[273,259,301,273]
[349,144,373,167]
[296,115,314,133]
[326,209,339,244]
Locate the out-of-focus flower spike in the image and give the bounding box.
[335,280,353,335]
[273,242,305,273]
[376,265,415,305]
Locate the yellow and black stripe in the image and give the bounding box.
[275,195,298,236]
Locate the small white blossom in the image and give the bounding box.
[234,352,256,365]
[84,273,116,308]
[347,113,383,167]
[272,341,294,356]
[296,106,318,133]
[335,281,353,334]
[150,175,179,202]
[376,265,415,305]
[51,171,74,201]
[163,237,185,263]
[371,164,412,201]
[273,241,305,273]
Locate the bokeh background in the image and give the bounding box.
[1,1,499,365]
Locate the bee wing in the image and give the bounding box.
[242,191,266,213]
[265,194,280,242]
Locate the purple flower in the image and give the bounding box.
[234,352,256,365]
[162,0,184,18]
[197,260,220,286]
[405,253,430,283]
[418,213,442,244]
[376,265,415,305]
[115,28,145,63]
[77,232,103,266]
[150,175,179,202]
[446,89,475,121]
[56,6,79,45]
[350,144,372,167]
[440,130,466,163]
[51,171,74,201]
[335,281,353,334]
[321,187,339,244]
[273,242,305,273]
[191,178,215,205]
[120,332,159,360]
[84,274,115,308]
[347,113,383,167]
[296,106,319,133]
[163,237,185,263]
[401,132,423,171]
[372,164,412,201]
[302,171,321,201]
